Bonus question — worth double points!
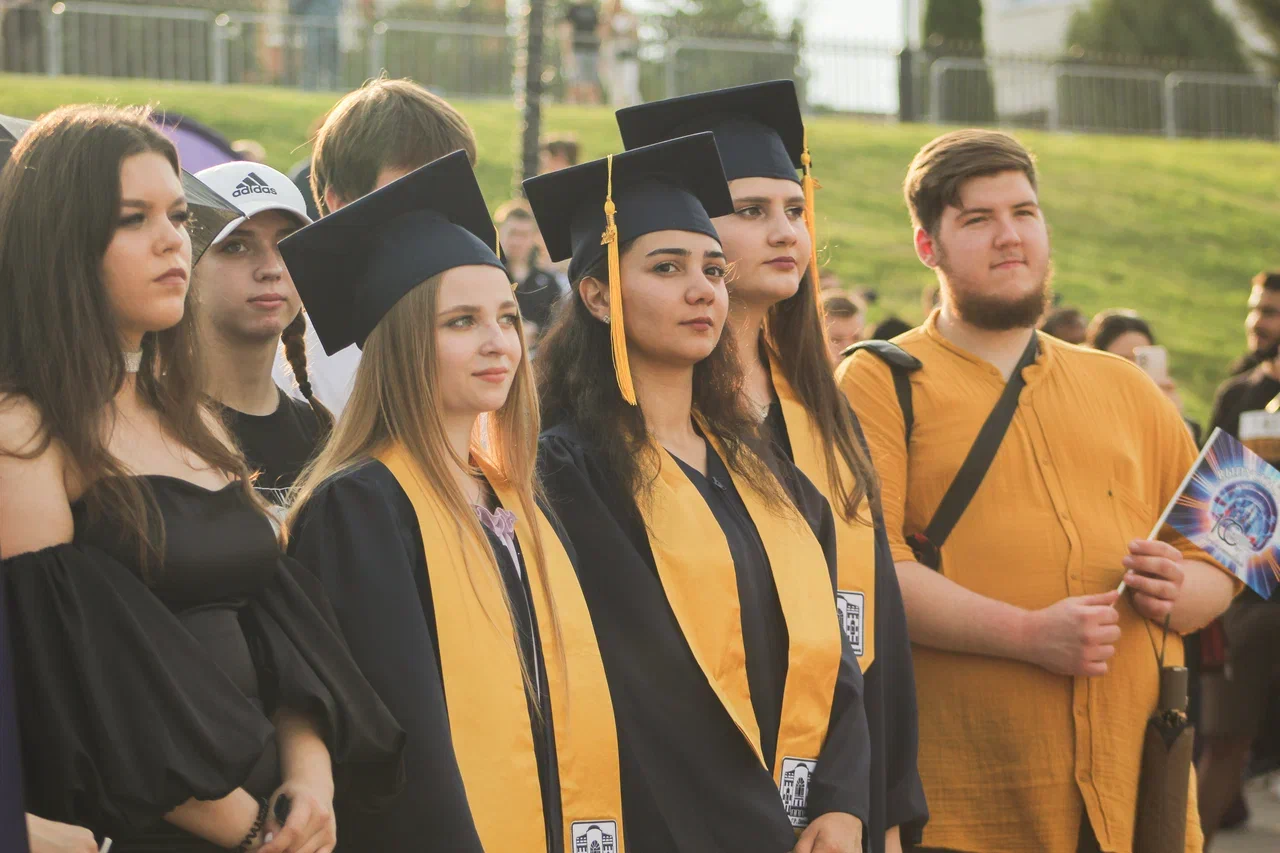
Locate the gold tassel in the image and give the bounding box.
[801,128,823,304]
[601,155,637,405]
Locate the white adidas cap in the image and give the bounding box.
[195,161,313,246]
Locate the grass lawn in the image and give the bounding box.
[5,74,1280,421]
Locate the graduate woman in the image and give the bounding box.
[283,152,625,853]
[528,133,870,853]
[0,105,403,853]
[617,82,928,853]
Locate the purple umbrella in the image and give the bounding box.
[151,111,239,173]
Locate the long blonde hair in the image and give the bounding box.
[287,275,559,703]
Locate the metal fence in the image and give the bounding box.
[3,1,1278,141]
[926,56,1280,140]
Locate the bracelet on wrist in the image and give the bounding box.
[238,797,269,852]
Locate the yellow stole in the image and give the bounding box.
[770,359,878,671]
[638,433,843,826]
[375,445,625,852]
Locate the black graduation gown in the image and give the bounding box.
[3,477,404,850]
[287,459,562,852]
[0,573,27,853]
[538,424,871,853]
[764,403,929,850]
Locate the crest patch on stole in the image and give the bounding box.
[835,590,864,657]
[779,756,819,829]
[571,820,619,853]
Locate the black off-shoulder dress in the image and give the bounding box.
[2,476,405,851]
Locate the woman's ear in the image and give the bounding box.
[578,276,612,323]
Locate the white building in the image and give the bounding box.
[981,0,1272,68]
[968,0,1274,122]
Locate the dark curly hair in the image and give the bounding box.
[1085,309,1154,354]
[536,243,790,527]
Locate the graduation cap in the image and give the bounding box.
[278,150,503,355]
[522,133,733,405]
[616,80,822,298]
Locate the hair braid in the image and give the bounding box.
[281,311,334,433]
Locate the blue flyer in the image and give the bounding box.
[1166,428,1280,600]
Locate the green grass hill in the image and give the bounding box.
[5,74,1279,421]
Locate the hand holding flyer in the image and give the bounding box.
[1126,427,1280,600]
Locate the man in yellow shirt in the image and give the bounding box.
[836,129,1237,853]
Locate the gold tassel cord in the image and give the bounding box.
[800,129,823,305]
[601,155,637,405]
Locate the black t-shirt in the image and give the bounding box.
[1208,368,1280,443]
[564,3,599,49]
[224,388,324,506]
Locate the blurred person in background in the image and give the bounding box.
[601,0,641,108]
[822,291,866,362]
[920,283,940,317]
[819,269,844,292]
[0,0,40,74]
[559,1,602,105]
[1085,309,1197,439]
[538,134,580,174]
[290,0,341,91]
[1206,272,1280,439]
[1196,270,1280,847]
[870,316,912,341]
[1039,306,1086,345]
[231,139,268,164]
[495,199,565,341]
[1084,309,1155,362]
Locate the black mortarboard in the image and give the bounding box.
[615,80,803,183]
[522,133,733,404]
[616,80,823,303]
[279,150,503,354]
[523,133,733,283]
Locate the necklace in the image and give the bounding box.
[123,351,142,373]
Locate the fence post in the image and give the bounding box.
[43,2,65,77]
[928,58,945,124]
[897,47,914,123]
[1162,73,1178,140]
[209,14,228,84]
[1048,64,1062,132]
[369,20,387,79]
[1274,83,1280,143]
[665,40,682,99]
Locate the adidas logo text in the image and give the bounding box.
[232,173,278,198]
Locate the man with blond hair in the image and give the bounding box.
[837,129,1237,853]
[273,76,479,413]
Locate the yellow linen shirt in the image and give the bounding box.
[836,313,1222,853]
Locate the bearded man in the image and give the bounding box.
[1196,271,1280,845]
[836,130,1237,853]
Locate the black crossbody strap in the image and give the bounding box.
[843,340,922,441]
[908,333,1040,569]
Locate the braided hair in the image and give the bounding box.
[280,311,334,433]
